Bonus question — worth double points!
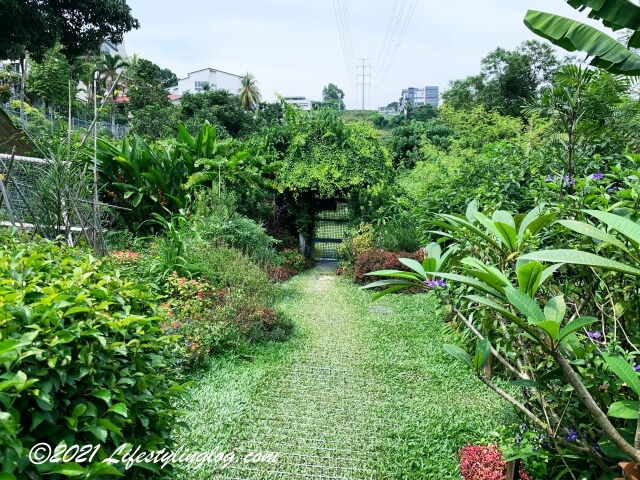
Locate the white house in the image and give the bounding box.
[168,68,243,101]
[282,96,315,111]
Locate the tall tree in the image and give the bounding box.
[0,0,139,62]
[100,51,129,132]
[26,44,73,111]
[238,72,261,111]
[322,83,345,110]
[442,41,560,117]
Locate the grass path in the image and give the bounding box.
[176,267,507,479]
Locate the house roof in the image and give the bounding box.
[179,68,243,81]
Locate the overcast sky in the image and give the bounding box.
[123,1,604,110]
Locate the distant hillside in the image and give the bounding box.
[0,109,38,157]
[340,110,392,145]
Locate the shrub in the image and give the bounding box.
[183,243,292,344]
[161,274,233,370]
[375,218,422,252]
[338,222,375,266]
[353,248,424,283]
[458,444,532,480]
[0,232,186,479]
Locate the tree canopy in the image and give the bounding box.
[0,0,140,61]
[442,40,561,117]
[322,83,346,110]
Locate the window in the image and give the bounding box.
[194,81,209,92]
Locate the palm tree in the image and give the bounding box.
[100,52,129,134]
[239,72,261,111]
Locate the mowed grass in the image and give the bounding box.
[174,269,508,479]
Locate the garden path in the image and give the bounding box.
[219,269,386,478]
[178,267,504,479]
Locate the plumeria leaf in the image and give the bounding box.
[443,344,473,368]
[558,316,599,341]
[398,258,427,278]
[505,287,545,323]
[607,400,640,419]
[601,353,640,397]
[517,261,543,296]
[544,295,566,323]
[534,320,560,341]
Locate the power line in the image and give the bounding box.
[374,0,408,79]
[375,0,417,88]
[332,0,352,82]
[332,0,356,105]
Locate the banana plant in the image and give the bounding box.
[524,1,640,76]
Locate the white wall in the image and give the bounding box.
[175,69,242,96]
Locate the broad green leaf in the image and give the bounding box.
[464,295,521,322]
[517,261,543,296]
[601,353,640,396]
[371,284,416,301]
[461,258,511,287]
[520,249,640,277]
[607,400,640,419]
[585,209,640,245]
[50,463,86,476]
[544,295,566,323]
[534,320,560,340]
[492,210,515,228]
[433,272,502,298]
[517,204,545,238]
[524,10,640,75]
[559,316,599,341]
[566,0,640,47]
[475,211,512,249]
[361,279,419,290]
[494,222,518,251]
[108,403,128,418]
[399,258,427,278]
[91,389,111,404]
[557,219,628,251]
[540,263,562,287]
[472,338,492,371]
[505,287,545,323]
[443,344,473,368]
[465,200,478,223]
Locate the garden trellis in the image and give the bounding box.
[0,149,105,252]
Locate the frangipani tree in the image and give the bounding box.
[524,1,640,75]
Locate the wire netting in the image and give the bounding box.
[313,201,350,260]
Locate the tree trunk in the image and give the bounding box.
[19,51,27,123]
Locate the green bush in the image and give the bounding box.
[0,232,186,479]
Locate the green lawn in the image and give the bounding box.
[174,268,508,479]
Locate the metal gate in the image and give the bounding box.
[313,200,350,260]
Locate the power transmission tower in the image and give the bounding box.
[356,58,371,111]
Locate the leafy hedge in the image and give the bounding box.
[0,232,186,479]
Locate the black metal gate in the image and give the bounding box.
[313,200,350,260]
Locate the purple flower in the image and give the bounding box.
[565,427,578,442]
[592,172,604,180]
[607,186,618,193]
[586,331,602,340]
[634,363,640,372]
[424,279,446,289]
[545,174,554,182]
[565,175,576,186]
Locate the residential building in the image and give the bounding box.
[377,106,399,116]
[167,68,243,101]
[400,86,439,109]
[283,96,316,111]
